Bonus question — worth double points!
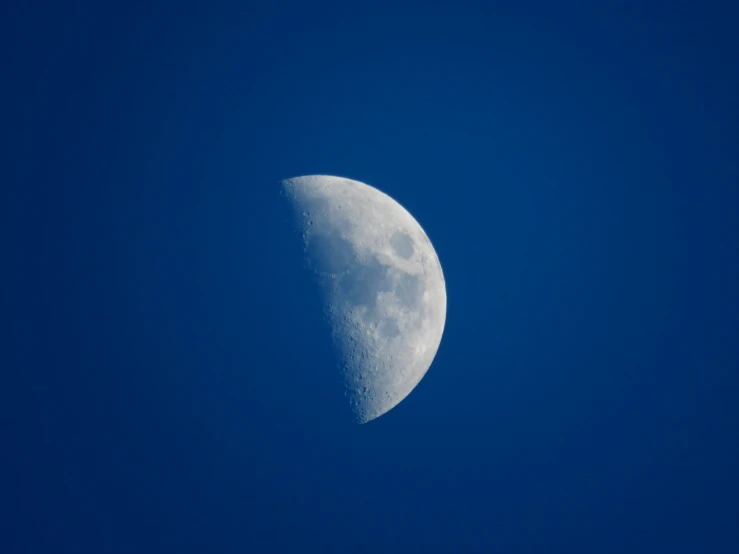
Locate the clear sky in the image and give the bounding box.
[3,2,738,553]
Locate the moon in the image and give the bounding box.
[281,175,447,423]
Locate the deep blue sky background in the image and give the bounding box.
[2,2,738,553]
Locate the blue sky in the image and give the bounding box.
[3,2,738,553]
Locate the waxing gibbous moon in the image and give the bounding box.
[281,175,447,423]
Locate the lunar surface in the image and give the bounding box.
[281,175,447,423]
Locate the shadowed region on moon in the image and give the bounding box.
[281,175,447,423]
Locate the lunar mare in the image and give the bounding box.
[281,175,447,423]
